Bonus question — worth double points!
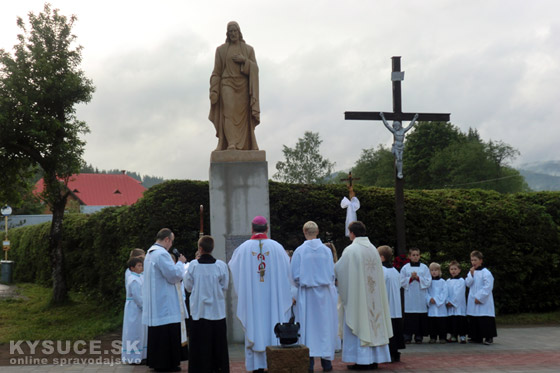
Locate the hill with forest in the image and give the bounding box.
[517,161,560,191]
[81,164,165,188]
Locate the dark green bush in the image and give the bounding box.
[8,180,560,314]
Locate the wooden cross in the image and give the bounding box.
[344,56,450,256]
[340,171,360,187]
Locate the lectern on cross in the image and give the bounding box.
[345,56,450,256]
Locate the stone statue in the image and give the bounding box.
[380,112,418,179]
[209,21,260,151]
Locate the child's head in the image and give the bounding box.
[377,245,393,263]
[198,235,214,254]
[303,221,319,237]
[429,262,441,277]
[324,242,338,263]
[129,248,145,259]
[470,250,483,268]
[449,260,461,277]
[408,248,421,263]
[127,257,144,274]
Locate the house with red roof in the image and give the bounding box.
[34,173,147,213]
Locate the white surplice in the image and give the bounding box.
[292,238,338,360]
[335,236,392,365]
[400,262,431,313]
[382,266,402,318]
[142,244,186,327]
[184,258,229,320]
[426,278,448,317]
[122,272,147,363]
[340,196,360,237]
[446,277,467,316]
[465,267,495,317]
[228,236,293,371]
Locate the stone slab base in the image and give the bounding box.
[266,345,309,373]
[211,149,266,163]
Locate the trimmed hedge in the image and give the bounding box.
[7,181,560,314]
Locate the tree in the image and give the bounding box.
[80,163,166,188]
[274,131,335,184]
[352,145,395,187]
[402,122,527,193]
[428,140,499,189]
[403,121,465,188]
[0,4,94,303]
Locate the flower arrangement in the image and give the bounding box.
[393,253,410,271]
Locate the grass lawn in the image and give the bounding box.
[497,310,560,326]
[0,283,123,344]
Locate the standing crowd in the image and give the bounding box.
[120,218,496,372]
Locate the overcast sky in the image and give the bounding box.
[2,1,559,181]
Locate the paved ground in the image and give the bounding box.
[1,326,559,372]
[0,283,18,299]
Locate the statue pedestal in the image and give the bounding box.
[209,149,270,343]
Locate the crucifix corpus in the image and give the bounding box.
[344,56,450,255]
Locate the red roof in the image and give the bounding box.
[34,173,147,206]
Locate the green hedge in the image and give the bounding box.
[7,180,560,314]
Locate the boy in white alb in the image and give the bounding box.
[466,250,497,345]
[378,245,405,363]
[124,248,145,285]
[400,248,431,343]
[426,262,448,344]
[122,257,147,364]
[184,235,229,372]
[446,260,467,343]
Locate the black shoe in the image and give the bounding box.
[321,358,333,372]
[391,352,401,363]
[483,337,493,345]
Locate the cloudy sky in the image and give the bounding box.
[2,0,559,181]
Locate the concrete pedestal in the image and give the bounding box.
[209,149,270,343]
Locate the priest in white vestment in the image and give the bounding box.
[142,228,186,372]
[341,186,360,237]
[229,216,293,372]
[292,221,338,372]
[335,221,392,370]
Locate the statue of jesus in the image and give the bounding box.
[209,21,260,151]
[380,112,419,179]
